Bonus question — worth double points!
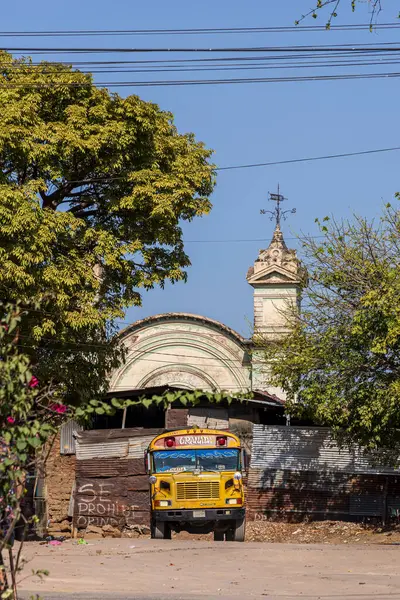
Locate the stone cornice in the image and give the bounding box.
[118,312,249,347]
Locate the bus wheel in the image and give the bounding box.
[213,530,224,541]
[233,517,246,542]
[225,528,234,542]
[152,521,170,540]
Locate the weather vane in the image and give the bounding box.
[260,184,296,227]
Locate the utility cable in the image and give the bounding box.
[4,42,400,54]
[3,70,400,88]
[5,57,400,75]
[0,23,400,36]
[51,145,400,187]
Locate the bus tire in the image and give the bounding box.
[152,521,169,540]
[225,528,234,542]
[233,517,246,542]
[213,530,224,541]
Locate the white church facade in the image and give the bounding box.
[109,220,302,405]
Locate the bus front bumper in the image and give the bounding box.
[153,507,245,522]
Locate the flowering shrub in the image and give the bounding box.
[0,304,73,598]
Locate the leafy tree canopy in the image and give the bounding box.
[263,204,400,454]
[0,51,215,401]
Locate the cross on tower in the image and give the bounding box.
[260,185,296,227]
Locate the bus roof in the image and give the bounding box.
[148,428,241,451]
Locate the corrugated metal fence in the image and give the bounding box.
[247,425,400,521]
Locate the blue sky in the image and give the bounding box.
[4,1,400,336]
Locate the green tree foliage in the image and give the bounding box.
[0,51,215,401]
[263,205,400,453]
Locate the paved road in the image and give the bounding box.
[16,538,400,600]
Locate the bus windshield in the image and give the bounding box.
[152,448,239,474]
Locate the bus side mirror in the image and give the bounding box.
[241,448,247,472]
[145,451,151,474]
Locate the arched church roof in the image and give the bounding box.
[118,312,249,346]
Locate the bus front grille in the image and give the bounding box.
[176,481,220,500]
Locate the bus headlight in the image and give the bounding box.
[226,498,243,505]
[233,472,242,481]
[155,500,172,507]
[149,475,157,485]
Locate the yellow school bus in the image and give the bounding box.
[146,428,246,542]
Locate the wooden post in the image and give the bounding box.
[382,475,389,527]
[382,476,389,527]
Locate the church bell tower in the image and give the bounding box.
[247,188,303,340]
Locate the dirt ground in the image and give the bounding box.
[177,519,400,544]
[113,519,400,545]
[15,534,400,600]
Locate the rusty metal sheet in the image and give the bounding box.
[60,420,82,455]
[74,476,150,530]
[126,475,150,491]
[75,490,149,514]
[246,489,349,510]
[247,469,386,494]
[125,491,149,509]
[75,428,163,443]
[74,515,125,529]
[246,490,349,517]
[245,467,400,519]
[76,458,145,478]
[76,439,129,460]
[76,434,155,461]
[128,436,155,458]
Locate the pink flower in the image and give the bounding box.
[50,403,67,414]
[6,417,15,425]
[29,376,39,388]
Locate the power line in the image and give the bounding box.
[54,145,400,187]
[6,58,400,75]
[183,237,324,243]
[0,23,399,36]
[7,50,400,66]
[3,70,400,88]
[4,42,400,54]
[216,145,400,171]
[2,144,393,189]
